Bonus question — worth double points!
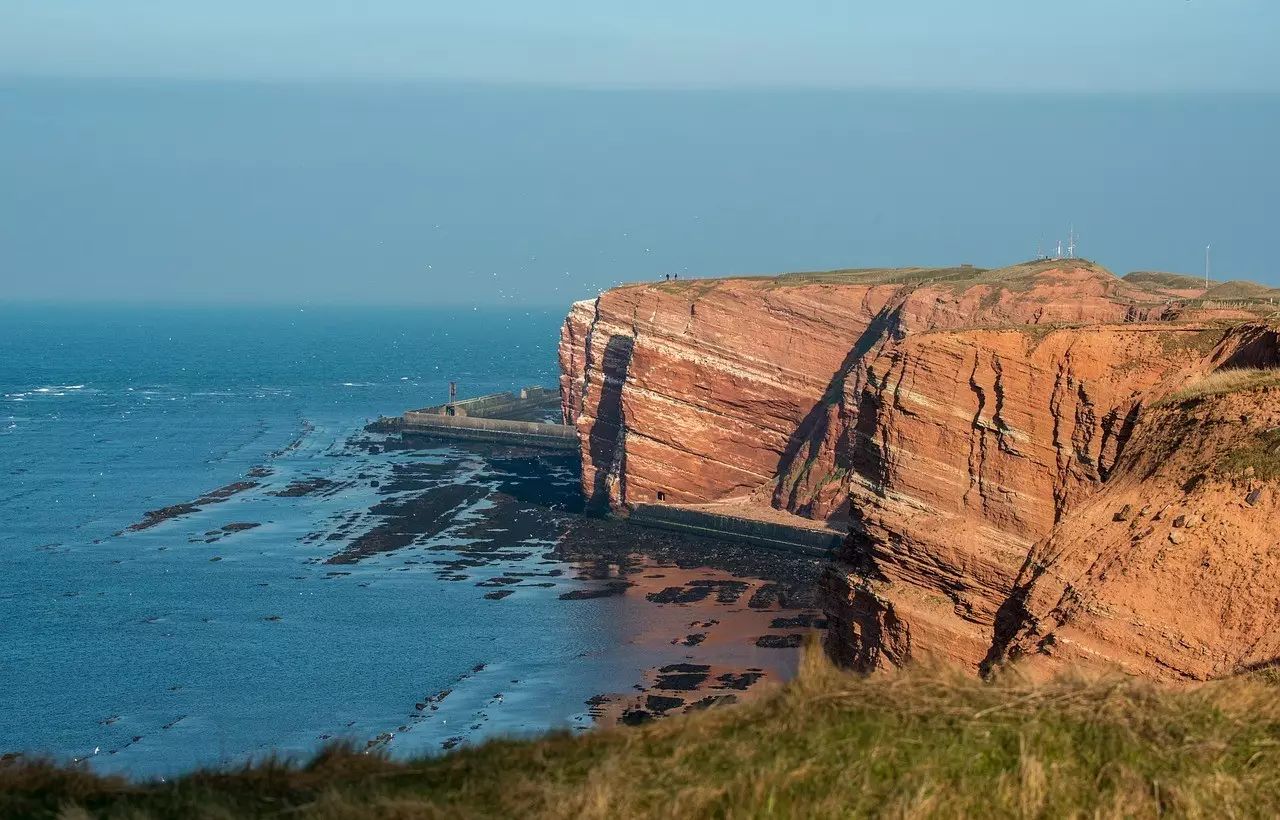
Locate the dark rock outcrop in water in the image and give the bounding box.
[125,481,259,532]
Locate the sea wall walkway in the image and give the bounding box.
[626,502,845,558]
[399,411,576,450]
[374,386,576,450]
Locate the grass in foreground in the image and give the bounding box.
[7,648,1280,819]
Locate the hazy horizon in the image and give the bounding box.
[4,76,1278,307]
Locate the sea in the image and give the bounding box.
[0,305,822,778]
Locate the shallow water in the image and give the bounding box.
[0,306,823,777]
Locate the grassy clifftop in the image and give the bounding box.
[8,648,1280,819]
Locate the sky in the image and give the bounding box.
[3,0,1278,92]
[1,3,1278,305]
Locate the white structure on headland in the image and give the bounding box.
[1049,225,1078,261]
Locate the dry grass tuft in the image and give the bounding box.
[1163,366,1280,404]
[7,646,1280,818]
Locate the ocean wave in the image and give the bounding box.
[6,385,97,400]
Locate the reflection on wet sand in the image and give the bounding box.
[342,432,828,740]
[575,560,825,725]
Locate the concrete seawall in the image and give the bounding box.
[423,386,560,422]
[626,503,844,558]
[399,411,577,450]
[372,385,575,450]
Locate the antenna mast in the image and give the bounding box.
[1205,244,1212,291]
[1068,224,1076,259]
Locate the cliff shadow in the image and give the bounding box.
[979,580,1036,677]
[586,334,635,511]
[1217,326,1280,369]
[772,304,902,523]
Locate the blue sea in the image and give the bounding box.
[0,306,820,777]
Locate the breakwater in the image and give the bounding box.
[375,386,576,450]
[434,386,560,422]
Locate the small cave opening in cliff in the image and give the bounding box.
[657,491,666,502]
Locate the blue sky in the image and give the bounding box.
[3,4,1277,304]
[3,0,1278,91]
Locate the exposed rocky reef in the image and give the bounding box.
[559,260,1280,680]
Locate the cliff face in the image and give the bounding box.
[990,325,1280,680]
[560,263,1168,514]
[820,325,1196,671]
[559,261,1280,679]
[558,278,887,510]
[992,386,1280,681]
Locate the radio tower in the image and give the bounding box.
[1067,224,1077,259]
[1205,244,1212,291]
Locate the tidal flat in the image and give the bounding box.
[4,422,823,778]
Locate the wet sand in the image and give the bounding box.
[331,431,826,735]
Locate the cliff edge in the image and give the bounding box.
[559,260,1280,679]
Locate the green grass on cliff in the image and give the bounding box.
[1220,426,1280,481]
[771,264,990,287]
[686,259,1118,295]
[1123,271,1215,291]
[770,259,1123,290]
[8,647,1280,819]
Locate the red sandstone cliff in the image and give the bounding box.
[559,261,1280,680]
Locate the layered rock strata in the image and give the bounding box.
[559,261,1280,679]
